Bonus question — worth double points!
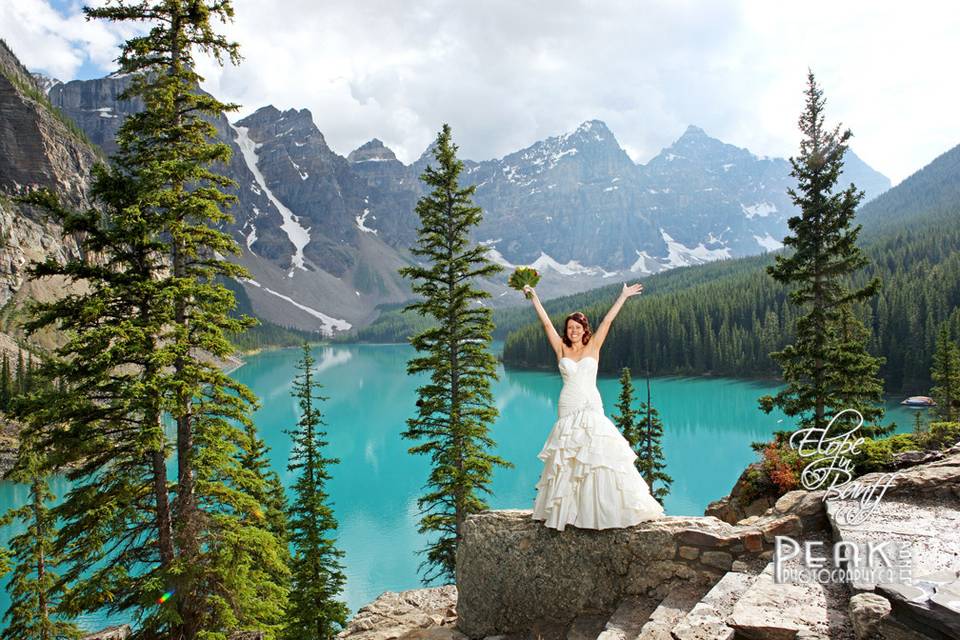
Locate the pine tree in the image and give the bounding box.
[758,71,890,440]
[13,2,288,637]
[634,372,672,504]
[612,367,638,446]
[912,411,926,438]
[239,422,290,547]
[15,350,24,396]
[0,447,80,640]
[284,343,349,640]
[84,1,288,636]
[931,323,960,421]
[397,124,512,585]
[822,304,892,436]
[0,352,10,413]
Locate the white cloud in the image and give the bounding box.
[2,0,958,185]
[0,0,140,79]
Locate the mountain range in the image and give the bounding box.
[3,39,891,336]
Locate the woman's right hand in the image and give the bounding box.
[523,284,536,299]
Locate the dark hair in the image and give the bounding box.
[561,312,592,347]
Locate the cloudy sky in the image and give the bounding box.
[2,0,958,185]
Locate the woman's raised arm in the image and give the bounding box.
[523,285,563,359]
[593,282,644,349]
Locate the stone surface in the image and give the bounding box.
[826,493,960,593]
[876,568,960,639]
[595,595,660,640]
[335,585,461,640]
[635,580,714,639]
[728,529,856,640]
[671,571,757,640]
[454,511,754,638]
[849,592,891,639]
[892,450,945,468]
[678,545,700,560]
[565,613,610,640]
[81,626,130,640]
[700,551,733,571]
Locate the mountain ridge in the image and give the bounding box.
[29,59,892,335]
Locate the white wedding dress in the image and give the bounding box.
[532,355,665,531]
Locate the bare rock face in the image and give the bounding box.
[336,585,462,640]
[0,197,80,313]
[81,625,131,640]
[0,40,100,210]
[454,510,781,638]
[0,40,90,322]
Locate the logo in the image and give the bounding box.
[773,409,912,586]
[774,536,912,585]
[788,408,901,526]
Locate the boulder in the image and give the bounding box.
[335,585,461,640]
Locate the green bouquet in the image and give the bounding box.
[508,266,541,298]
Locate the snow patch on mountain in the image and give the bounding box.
[356,209,377,234]
[659,229,732,267]
[753,232,784,251]
[480,239,515,268]
[529,251,601,276]
[629,250,660,275]
[240,278,350,336]
[289,157,309,180]
[230,123,311,274]
[740,201,777,219]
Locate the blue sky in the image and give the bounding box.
[3,0,959,186]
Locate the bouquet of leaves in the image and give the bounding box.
[508,266,541,299]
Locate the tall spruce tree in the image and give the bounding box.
[239,422,290,548]
[612,367,638,445]
[15,351,24,396]
[398,124,512,585]
[635,372,672,504]
[0,446,80,640]
[13,2,289,637]
[284,343,349,640]
[612,367,671,504]
[931,323,960,421]
[758,71,891,440]
[0,352,9,412]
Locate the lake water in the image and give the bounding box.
[0,341,925,633]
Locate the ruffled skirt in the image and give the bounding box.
[531,404,666,531]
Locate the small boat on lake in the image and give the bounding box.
[901,396,937,407]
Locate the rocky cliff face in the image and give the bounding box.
[0,40,91,345]
[0,40,100,209]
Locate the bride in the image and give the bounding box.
[522,282,665,531]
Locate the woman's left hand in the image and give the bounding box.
[621,282,644,299]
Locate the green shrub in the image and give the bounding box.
[921,421,960,450]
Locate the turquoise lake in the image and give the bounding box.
[0,341,926,632]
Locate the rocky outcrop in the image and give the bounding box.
[81,625,130,640]
[335,586,462,640]
[336,446,960,640]
[454,510,785,638]
[703,461,776,525]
